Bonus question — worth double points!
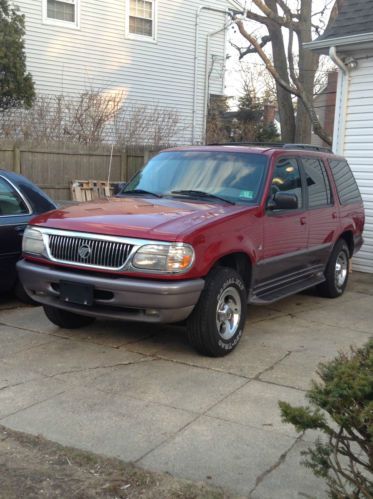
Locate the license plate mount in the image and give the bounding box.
[59,281,94,307]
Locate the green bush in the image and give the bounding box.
[279,340,373,498]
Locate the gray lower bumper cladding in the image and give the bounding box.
[17,260,205,323]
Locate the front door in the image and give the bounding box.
[254,157,309,291]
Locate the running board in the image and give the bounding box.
[248,274,326,305]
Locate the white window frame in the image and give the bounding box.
[125,0,157,43]
[42,0,80,29]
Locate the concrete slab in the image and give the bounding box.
[251,440,328,499]
[207,380,306,438]
[92,359,246,413]
[260,332,368,391]
[0,325,52,360]
[348,271,373,296]
[0,307,161,348]
[248,315,369,355]
[0,376,65,419]
[3,336,145,377]
[139,415,295,496]
[2,387,196,463]
[0,306,57,334]
[0,359,42,390]
[295,295,373,335]
[127,325,290,379]
[0,271,371,497]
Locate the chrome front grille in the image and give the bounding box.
[48,234,134,269]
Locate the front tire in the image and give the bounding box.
[43,305,95,329]
[317,239,350,298]
[187,267,247,357]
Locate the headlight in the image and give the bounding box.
[22,227,45,256]
[132,243,194,273]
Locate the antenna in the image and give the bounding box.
[107,143,114,187]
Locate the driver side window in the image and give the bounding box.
[270,158,303,209]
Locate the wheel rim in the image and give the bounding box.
[216,287,242,341]
[335,251,348,290]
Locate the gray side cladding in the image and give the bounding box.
[319,0,373,40]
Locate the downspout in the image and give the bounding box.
[329,47,350,155]
[192,6,230,144]
[202,25,227,143]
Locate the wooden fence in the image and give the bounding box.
[0,141,162,201]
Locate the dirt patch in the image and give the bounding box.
[0,425,236,499]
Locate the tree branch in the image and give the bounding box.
[230,36,272,60]
[236,21,299,97]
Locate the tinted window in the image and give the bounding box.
[124,151,268,204]
[302,158,332,208]
[0,177,29,216]
[329,159,362,205]
[271,158,302,209]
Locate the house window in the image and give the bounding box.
[44,0,79,27]
[128,0,156,39]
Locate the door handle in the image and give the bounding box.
[332,212,338,219]
[300,216,307,225]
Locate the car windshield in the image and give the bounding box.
[122,151,268,205]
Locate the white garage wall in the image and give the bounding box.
[342,52,373,273]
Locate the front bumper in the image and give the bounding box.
[17,260,205,323]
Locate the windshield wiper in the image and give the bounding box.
[122,189,162,198]
[171,190,235,205]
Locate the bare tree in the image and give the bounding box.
[0,91,183,146]
[231,0,345,145]
[113,103,182,147]
[0,91,123,144]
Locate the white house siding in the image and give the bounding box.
[341,52,373,272]
[15,0,230,144]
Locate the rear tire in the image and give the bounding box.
[316,239,350,298]
[43,305,95,329]
[187,267,247,357]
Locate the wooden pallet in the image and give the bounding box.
[71,180,112,202]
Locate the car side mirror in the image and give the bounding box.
[267,192,298,211]
[113,182,127,195]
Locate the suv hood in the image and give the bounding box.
[30,197,253,241]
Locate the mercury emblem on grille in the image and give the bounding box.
[78,243,92,259]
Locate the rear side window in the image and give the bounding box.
[302,158,332,208]
[0,177,29,216]
[329,159,362,205]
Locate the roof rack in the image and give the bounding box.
[282,144,333,154]
[207,142,333,154]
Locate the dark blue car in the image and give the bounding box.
[0,170,57,300]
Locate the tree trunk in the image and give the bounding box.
[265,0,296,143]
[295,0,319,143]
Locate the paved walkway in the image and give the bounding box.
[0,272,372,498]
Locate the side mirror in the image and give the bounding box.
[267,192,298,210]
[113,182,127,195]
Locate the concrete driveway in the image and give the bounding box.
[0,272,372,498]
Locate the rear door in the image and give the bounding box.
[300,157,338,268]
[0,176,32,292]
[255,156,309,289]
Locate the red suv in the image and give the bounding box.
[17,145,365,357]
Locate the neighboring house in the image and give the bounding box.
[306,0,373,273]
[15,0,237,144]
[311,71,337,149]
